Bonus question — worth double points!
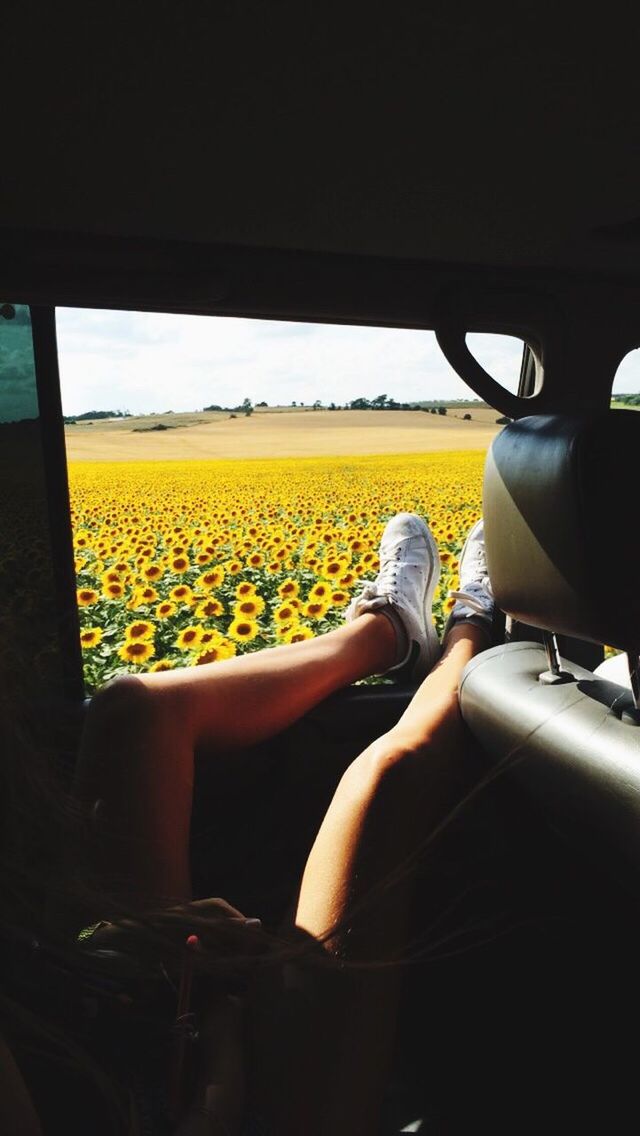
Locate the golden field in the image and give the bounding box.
[70,451,484,691]
[65,407,500,461]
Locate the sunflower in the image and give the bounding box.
[330,590,349,607]
[170,584,195,604]
[80,627,102,649]
[197,567,225,590]
[196,597,224,618]
[304,600,329,620]
[117,640,155,664]
[149,659,175,672]
[277,578,299,599]
[234,596,265,619]
[227,618,259,643]
[124,620,154,643]
[143,564,164,581]
[274,602,299,626]
[169,555,190,574]
[101,569,122,586]
[155,600,177,619]
[102,581,125,600]
[283,625,315,643]
[226,560,242,575]
[309,581,331,601]
[175,626,203,650]
[235,581,256,598]
[194,638,236,665]
[77,588,99,607]
[246,552,264,568]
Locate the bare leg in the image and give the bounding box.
[250,623,487,1135]
[75,614,397,907]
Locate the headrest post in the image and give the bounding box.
[539,631,575,686]
[629,652,640,711]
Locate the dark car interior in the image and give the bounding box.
[2,8,640,1133]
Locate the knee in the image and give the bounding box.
[85,673,155,735]
[348,730,429,800]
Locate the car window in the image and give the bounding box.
[56,309,523,692]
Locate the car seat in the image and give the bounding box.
[459,410,640,887]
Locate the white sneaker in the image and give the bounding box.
[345,512,441,681]
[448,518,495,628]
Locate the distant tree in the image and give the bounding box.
[291,401,297,407]
[313,399,322,410]
[372,394,388,409]
[241,398,253,417]
[329,402,337,410]
[256,400,268,407]
[349,397,371,410]
[437,406,447,416]
[463,413,472,420]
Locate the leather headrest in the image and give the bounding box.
[484,411,640,653]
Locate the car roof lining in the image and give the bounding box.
[2,8,640,280]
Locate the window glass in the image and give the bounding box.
[0,304,66,698]
[612,348,640,409]
[465,332,527,397]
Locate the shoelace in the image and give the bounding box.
[449,580,493,614]
[373,545,402,601]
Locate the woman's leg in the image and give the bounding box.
[75,512,439,909]
[74,613,398,907]
[250,614,492,1130]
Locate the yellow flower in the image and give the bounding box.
[127,586,159,610]
[143,563,164,581]
[149,659,175,672]
[304,600,329,620]
[170,555,190,574]
[234,596,265,619]
[330,590,349,606]
[170,584,195,605]
[197,567,225,590]
[117,640,155,664]
[235,581,256,598]
[228,618,259,643]
[274,602,299,625]
[277,578,299,600]
[283,625,315,643]
[226,560,242,575]
[309,581,331,601]
[80,627,102,649]
[77,588,99,607]
[156,600,177,619]
[194,639,236,665]
[124,620,155,643]
[246,551,264,568]
[175,626,203,650]
[196,598,224,618]
[102,581,125,600]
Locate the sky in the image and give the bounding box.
[1,306,639,422]
[54,308,530,416]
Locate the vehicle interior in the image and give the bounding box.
[2,8,640,1133]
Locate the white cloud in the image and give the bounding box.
[55,308,529,415]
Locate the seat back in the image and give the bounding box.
[460,411,640,884]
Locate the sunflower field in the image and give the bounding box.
[69,451,484,692]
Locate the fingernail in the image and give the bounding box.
[243,918,262,929]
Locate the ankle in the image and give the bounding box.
[356,611,400,674]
